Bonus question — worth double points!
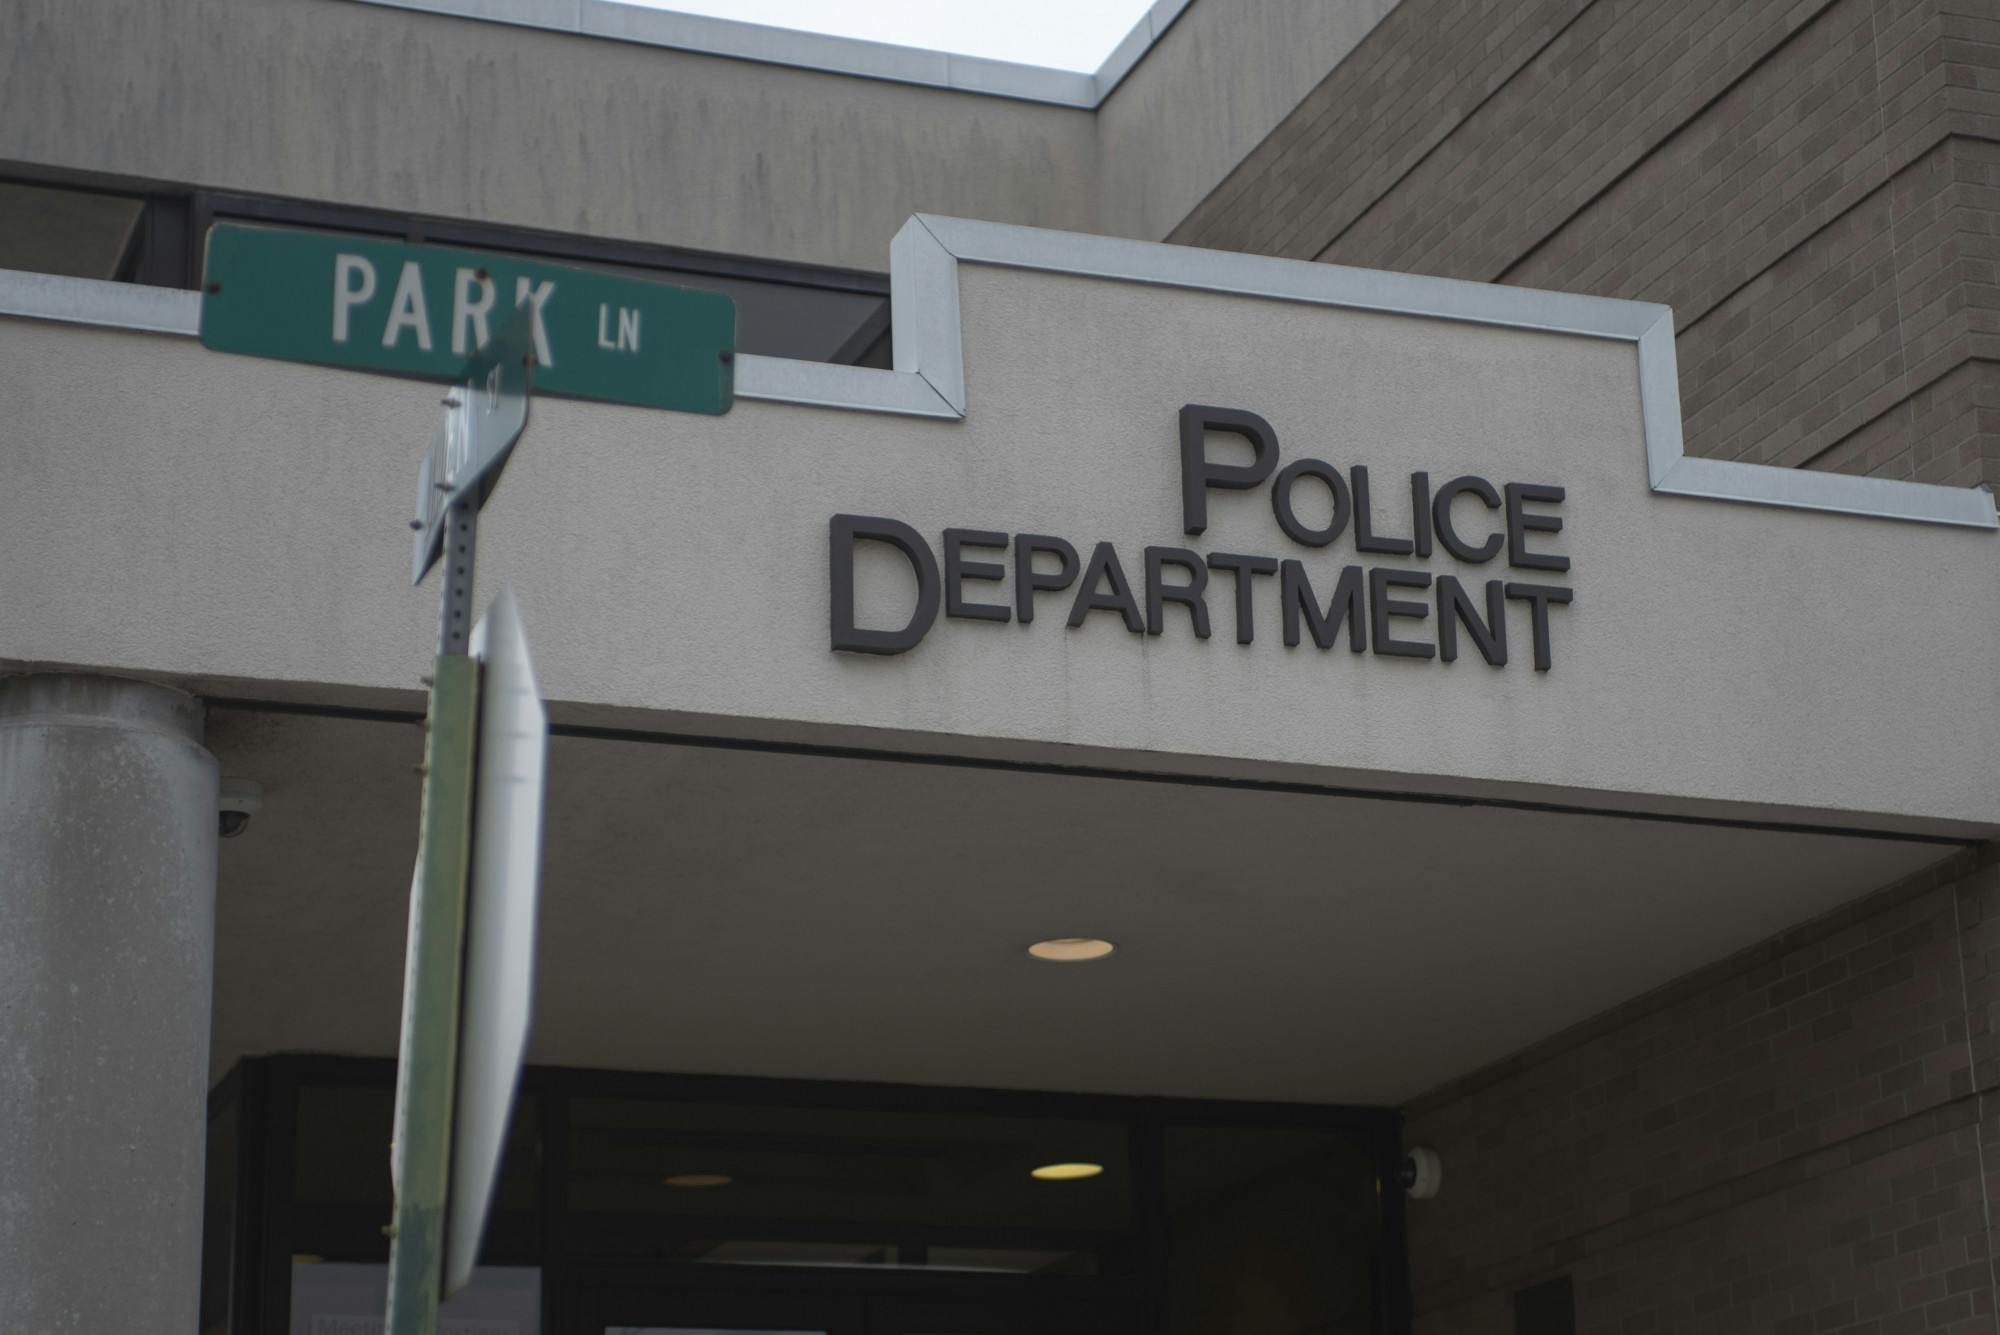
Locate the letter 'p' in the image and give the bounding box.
[331,254,377,344]
[1179,405,1280,535]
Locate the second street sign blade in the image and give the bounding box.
[200,223,735,415]
[413,312,533,585]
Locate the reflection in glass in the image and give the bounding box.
[567,1097,1128,1271]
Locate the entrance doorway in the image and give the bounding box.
[201,1057,1406,1334]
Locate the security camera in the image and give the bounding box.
[1398,1147,1442,1200]
[218,778,263,839]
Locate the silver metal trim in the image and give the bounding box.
[1653,457,1999,527]
[915,214,1666,338]
[0,270,199,336]
[4,213,1994,528]
[890,219,966,418]
[1637,311,1685,489]
[1095,0,1194,100]
[736,356,957,418]
[894,214,1998,530]
[344,0,1138,108]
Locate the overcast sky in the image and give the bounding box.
[616,0,1154,71]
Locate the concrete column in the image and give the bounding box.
[0,674,219,1335]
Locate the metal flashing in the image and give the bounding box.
[736,356,958,418]
[889,218,967,417]
[0,269,199,336]
[3,213,1995,528]
[895,215,1997,530]
[345,0,1153,108]
[1095,0,1196,100]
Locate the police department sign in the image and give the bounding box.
[830,405,1574,670]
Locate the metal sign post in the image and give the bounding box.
[385,314,541,1335]
[385,649,479,1335]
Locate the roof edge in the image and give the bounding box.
[342,0,1161,108]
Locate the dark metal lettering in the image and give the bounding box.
[1069,541,1145,633]
[1179,405,1280,536]
[1014,533,1080,625]
[1351,465,1415,556]
[1432,476,1504,563]
[1280,560,1366,651]
[1271,458,1352,548]
[1504,482,1568,571]
[1504,581,1573,670]
[1436,576,1507,666]
[1206,552,1278,645]
[942,528,1010,622]
[1410,471,1433,559]
[1369,567,1434,659]
[1145,547,1211,638]
[829,514,940,655]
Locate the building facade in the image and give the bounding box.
[3,1,1998,1333]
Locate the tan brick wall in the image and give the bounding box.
[1172,0,2000,492]
[1171,6,2000,1323]
[1401,852,2000,1331]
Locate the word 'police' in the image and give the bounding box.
[830,405,1576,670]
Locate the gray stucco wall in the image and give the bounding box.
[0,0,1098,272]
[0,0,1400,270]
[1095,0,1401,243]
[4,253,1996,832]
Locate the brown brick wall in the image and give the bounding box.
[1398,852,2000,1332]
[1172,0,2000,492]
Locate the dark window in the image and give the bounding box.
[0,177,190,286]
[198,1091,238,1335]
[1,172,890,366]
[567,1095,1129,1274]
[0,179,143,278]
[188,189,891,367]
[1165,1124,1383,1335]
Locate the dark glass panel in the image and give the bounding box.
[566,1096,1127,1270]
[198,1096,239,1335]
[0,180,143,279]
[290,1083,542,1264]
[1164,1125,1381,1335]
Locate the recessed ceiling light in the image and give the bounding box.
[1028,937,1116,962]
[1031,1162,1105,1181]
[663,1173,734,1188]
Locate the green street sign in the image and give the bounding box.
[200,223,734,414]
